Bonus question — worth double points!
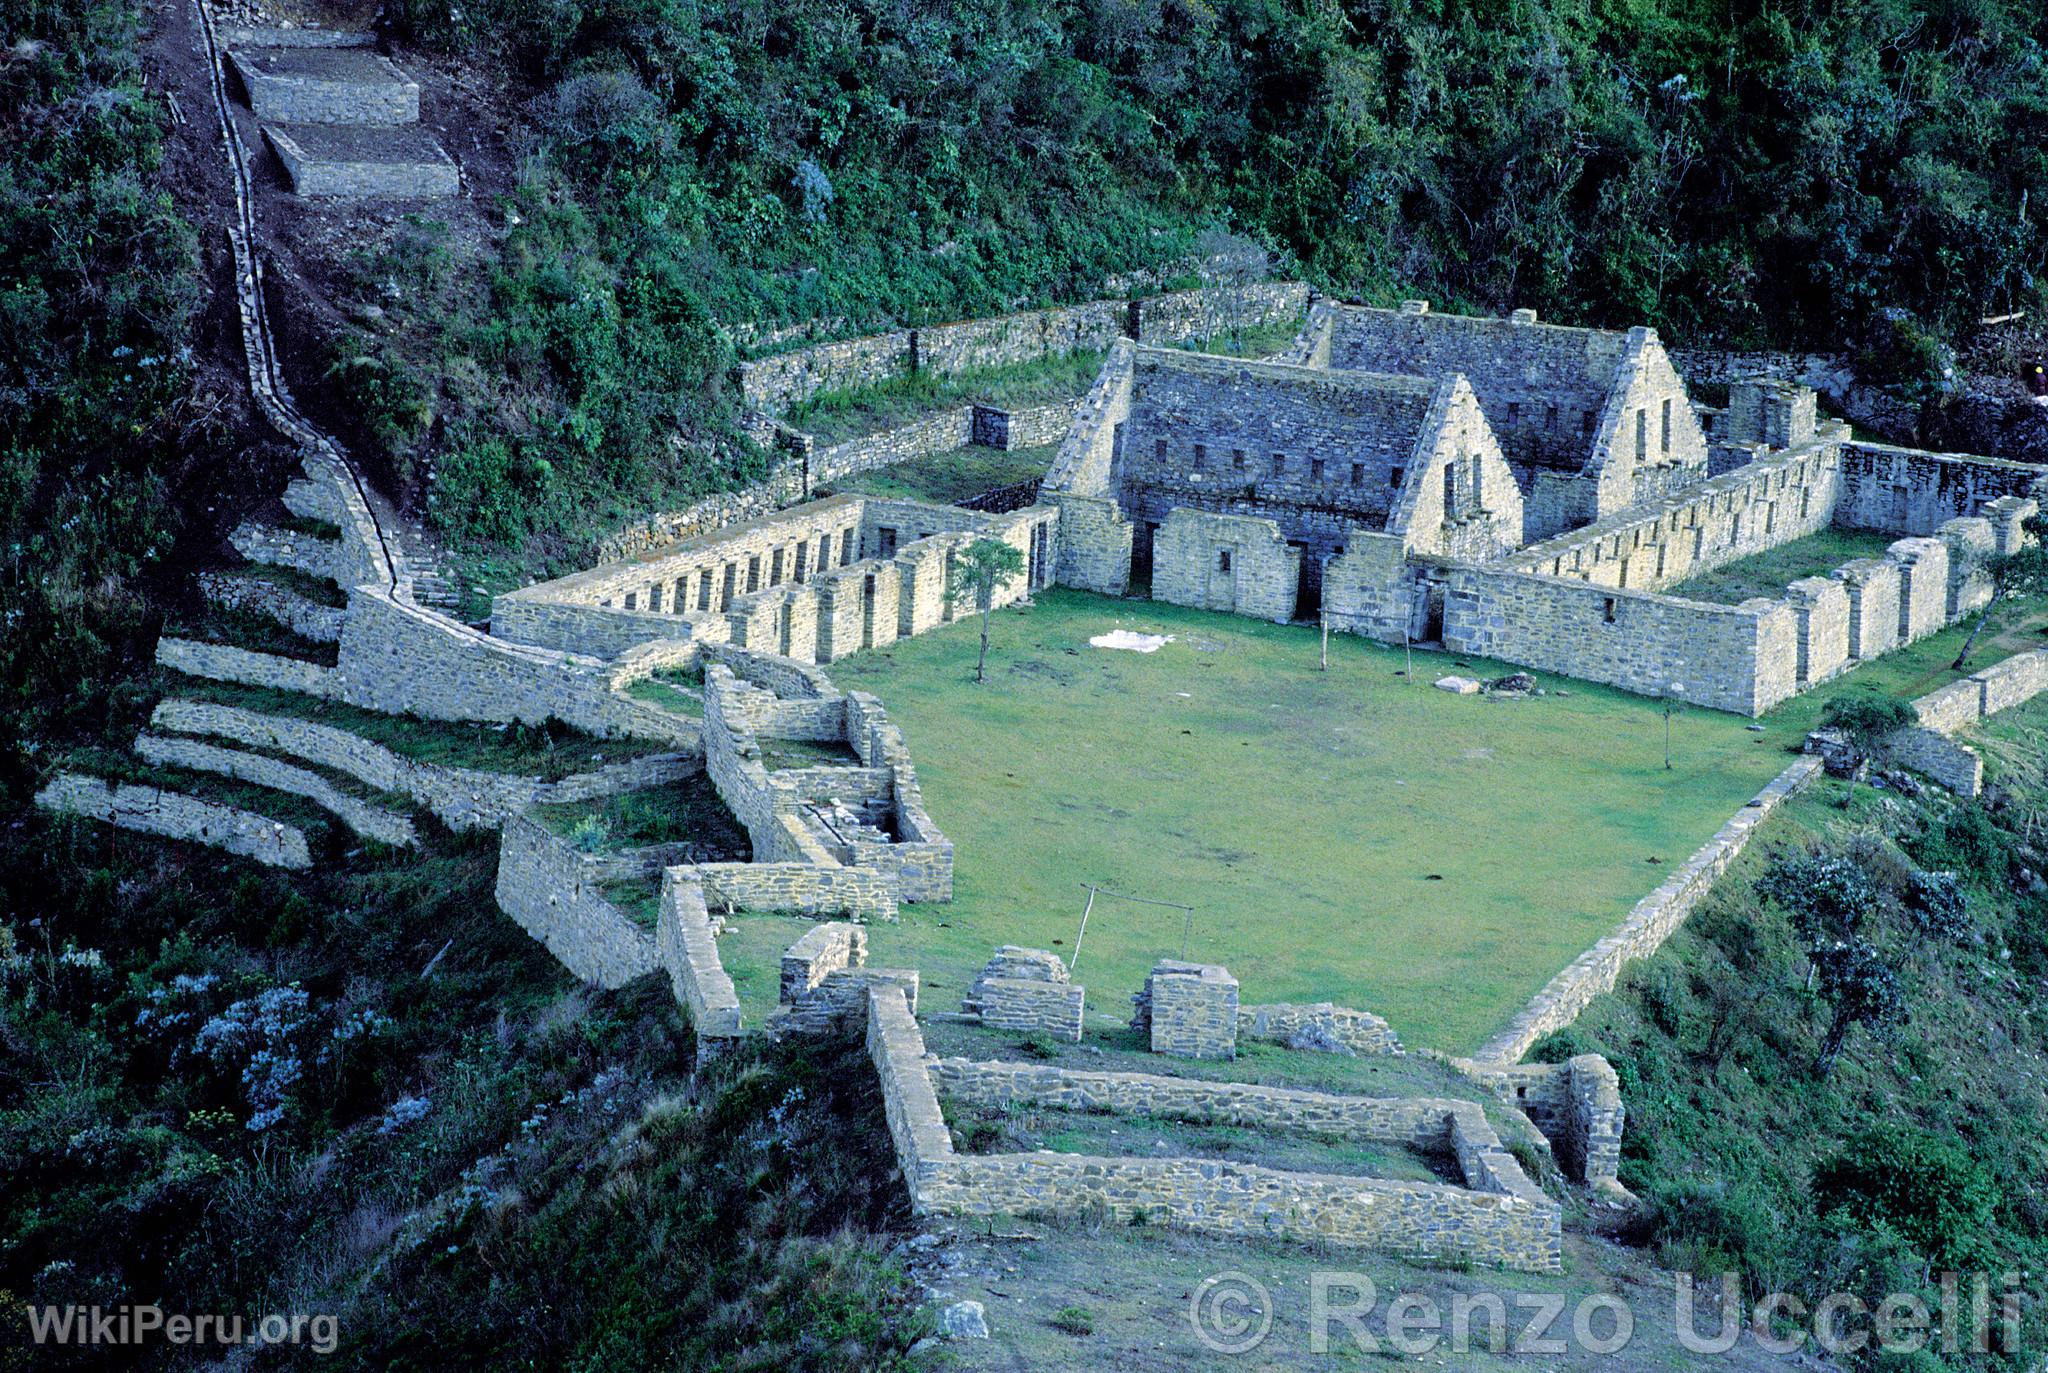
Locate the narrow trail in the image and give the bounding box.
[189,0,407,600]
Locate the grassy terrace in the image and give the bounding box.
[531,776,751,860]
[827,443,1057,506]
[938,1092,1461,1184]
[167,602,342,667]
[1662,527,1898,604]
[821,590,1801,1053]
[623,664,705,719]
[166,677,678,779]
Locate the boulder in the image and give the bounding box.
[1433,675,1482,695]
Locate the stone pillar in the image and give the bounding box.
[1135,960,1240,1060]
[814,571,864,663]
[1985,495,2039,555]
[1784,576,1849,686]
[782,586,821,664]
[1938,516,1997,620]
[1889,537,1950,644]
[895,543,951,638]
[1831,557,1901,661]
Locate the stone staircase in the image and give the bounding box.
[225,25,457,199]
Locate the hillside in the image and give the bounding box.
[12,0,2048,1366]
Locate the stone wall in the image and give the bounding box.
[132,733,416,847]
[1474,757,1821,1063]
[493,815,659,988]
[1152,510,1300,622]
[35,772,312,869]
[687,861,899,921]
[1237,1002,1405,1055]
[158,636,339,697]
[930,1059,1456,1146]
[1498,444,1841,595]
[1133,960,1241,1059]
[962,945,1086,1040]
[1451,1055,1625,1192]
[657,872,744,1049]
[1836,442,2048,537]
[227,47,419,125]
[1880,649,2048,797]
[230,521,347,584]
[335,589,692,744]
[737,282,1310,416]
[150,698,695,830]
[1443,565,1797,715]
[198,571,346,641]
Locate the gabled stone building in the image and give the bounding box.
[1297,301,1711,540]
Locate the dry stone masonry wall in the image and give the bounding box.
[35,772,312,869]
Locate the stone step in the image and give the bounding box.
[230,47,421,126]
[263,123,459,200]
[218,24,374,49]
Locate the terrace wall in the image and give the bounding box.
[35,772,312,869]
[493,814,659,988]
[149,698,695,830]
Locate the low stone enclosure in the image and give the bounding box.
[869,983,1567,1272]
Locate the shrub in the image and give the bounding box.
[1050,1305,1095,1335]
[1814,1127,1998,1269]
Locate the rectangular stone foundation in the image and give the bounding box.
[265,124,459,199]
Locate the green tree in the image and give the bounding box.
[1810,937,1906,1077]
[947,537,1027,683]
[1756,850,1881,990]
[1819,693,1918,802]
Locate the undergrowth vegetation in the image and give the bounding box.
[1536,724,2048,1364]
[0,815,922,1369]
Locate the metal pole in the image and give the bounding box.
[1320,612,1329,671]
[1179,905,1195,958]
[1070,887,1097,973]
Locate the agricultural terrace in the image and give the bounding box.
[821,589,1804,1052]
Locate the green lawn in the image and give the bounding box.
[828,443,1056,506]
[822,590,1801,1053]
[1662,527,1899,604]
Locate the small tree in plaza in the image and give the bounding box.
[949,537,1027,683]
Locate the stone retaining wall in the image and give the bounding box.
[35,772,311,869]
[1883,649,2048,797]
[151,698,696,830]
[1450,1056,1625,1191]
[1475,757,1821,1063]
[158,636,339,697]
[133,733,415,847]
[493,814,658,988]
[230,521,346,583]
[738,283,1309,416]
[198,571,346,641]
[686,861,898,921]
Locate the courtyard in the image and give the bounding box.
[819,589,1801,1052]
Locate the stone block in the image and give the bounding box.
[265,121,459,199]
[231,47,420,125]
[1137,959,1239,1059]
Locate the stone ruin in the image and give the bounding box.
[958,946,1085,1042]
